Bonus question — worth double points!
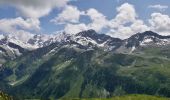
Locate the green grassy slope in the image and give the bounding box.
[1,45,170,99]
[60,95,170,100]
[0,91,13,100]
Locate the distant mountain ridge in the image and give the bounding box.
[1,30,170,51]
[125,31,170,48]
[0,30,170,66]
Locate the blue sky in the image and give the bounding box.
[0,0,170,39]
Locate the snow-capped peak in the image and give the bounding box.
[1,30,170,54]
[68,30,123,51]
[126,31,170,48]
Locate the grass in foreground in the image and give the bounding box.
[60,94,170,100]
[0,91,13,100]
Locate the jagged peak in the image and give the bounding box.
[126,31,170,48]
[76,29,122,41]
[76,29,96,36]
[129,31,170,40]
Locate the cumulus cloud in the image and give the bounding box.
[64,23,87,34]
[51,2,170,39]
[51,3,150,38]
[108,3,149,39]
[0,17,41,42]
[149,13,170,35]
[0,17,40,33]
[51,5,84,24]
[10,30,34,42]
[113,3,137,25]
[108,26,133,39]
[1,0,170,40]
[86,8,108,32]
[0,0,71,41]
[0,0,69,18]
[51,6,108,34]
[130,20,149,33]
[148,4,168,11]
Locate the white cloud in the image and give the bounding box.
[10,30,34,42]
[108,3,149,39]
[1,0,170,40]
[51,3,170,39]
[51,6,108,32]
[148,4,168,11]
[52,7,108,34]
[130,20,149,34]
[111,3,137,26]
[0,0,69,18]
[86,8,108,32]
[51,5,84,24]
[0,0,71,42]
[149,13,170,35]
[107,21,149,39]
[107,26,133,39]
[0,17,40,42]
[0,17,40,33]
[51,3,149,38]
[64,23,87,34]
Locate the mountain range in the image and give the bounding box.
[1,30,170,62]
[1,30,170,99]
